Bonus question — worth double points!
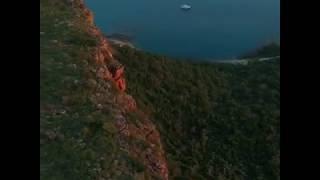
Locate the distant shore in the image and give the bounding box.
[213,56,280,65]
[108,38,135,48]
[104,33,279,63]
[106,33,136,48]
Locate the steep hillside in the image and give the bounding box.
[115,47,280,180]
[40,0,279,180]
[41,0,169,179]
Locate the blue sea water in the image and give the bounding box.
[85,0,280,60]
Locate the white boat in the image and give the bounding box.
[180,4,191,10]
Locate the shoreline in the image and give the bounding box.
[105,33,136,49]
[212,56,280,65]
[104,34,279,63]
[107,38,136,49]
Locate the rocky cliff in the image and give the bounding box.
[69,0,169,179]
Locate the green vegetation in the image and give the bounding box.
[116,47,280,180]
[41,1,279,180]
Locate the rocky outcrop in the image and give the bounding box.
[86,23,126,92]
[116,77,126,92]
[107,59,126,92]
[83,9,94,25]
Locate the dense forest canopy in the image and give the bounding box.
[116,46,280,180]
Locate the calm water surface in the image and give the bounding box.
[85,0,280,59]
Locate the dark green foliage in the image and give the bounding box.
[116,47,280,180]
[125,155,145,173]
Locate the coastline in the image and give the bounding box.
[107,38,136,49]
[103,32,279,64]
[212,56,280,65]
[105,33,136,49]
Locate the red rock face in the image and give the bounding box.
[116,94,137,112]
[84,9,94,25]
[125,95,136,111]
[94,39,120,87]
[88,27,101,37]
[95,40,114,64]
[83,4,169,178]
[95,49,105,64]
[116,78,126,92]
[113,66,124,80]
